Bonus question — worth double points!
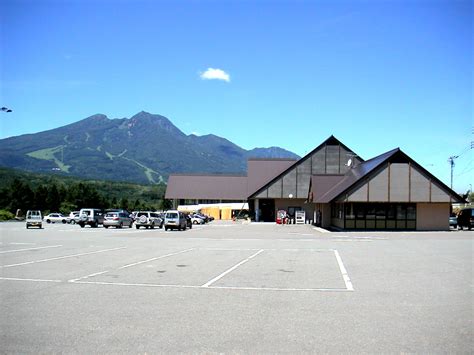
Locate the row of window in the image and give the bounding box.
[332,203,416,220]
[332,203,417,230]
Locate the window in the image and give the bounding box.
[339,203,416,230]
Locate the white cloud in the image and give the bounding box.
[200,68,230,82]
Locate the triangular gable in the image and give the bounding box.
[249,135,363,199]
[320,149,464,203]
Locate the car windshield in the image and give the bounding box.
[166,212,178,218]
[106,213,118,217]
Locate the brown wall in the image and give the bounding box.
[416,203,449,230]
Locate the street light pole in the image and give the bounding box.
[448,155,459,190]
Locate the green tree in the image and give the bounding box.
[46,184,61,212]
[120,197,129,210]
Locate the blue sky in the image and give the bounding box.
[1,0,472,193]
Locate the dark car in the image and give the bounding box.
[457,207,473,230]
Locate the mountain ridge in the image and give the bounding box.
[0,111,300,184]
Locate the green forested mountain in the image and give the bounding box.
[0,111,299,184]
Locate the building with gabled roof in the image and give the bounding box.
[165,136,464,230]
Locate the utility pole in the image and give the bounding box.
[448,155,459,190]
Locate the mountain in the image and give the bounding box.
[0,111,300,184]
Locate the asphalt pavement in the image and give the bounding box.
[0,221,472,353]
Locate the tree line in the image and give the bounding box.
[0,177,171,218]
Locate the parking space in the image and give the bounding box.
[0,241,352,292]
[0,221,472,353]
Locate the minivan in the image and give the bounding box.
[164,210,187,231]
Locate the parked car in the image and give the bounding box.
[449,214,457,229]
[43,213,67,224]
[134,211,163,229]
[194,213,213,223]
[78,208,104,228]
[67,211,80,224]
[164,210,187,231]
[26,210,42,229]
[457,207,473,230]
[103,211,133,229]
[190,215,205,225]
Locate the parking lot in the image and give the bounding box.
[1,221,472,353]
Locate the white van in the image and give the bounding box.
[26,210,42,229]
[164,210,187,231]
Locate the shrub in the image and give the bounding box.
[0,209,15,221]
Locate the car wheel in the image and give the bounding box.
[151,223,155,229]
[26,225,29,229]
[104,225,109,229]
[79,223,85,228]
[62,220,66,224]
[70,220,75,225]
[118,223,123,229]
[46,219,51,223]
[136,225,140,229]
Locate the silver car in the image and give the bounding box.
[103,211,133,229]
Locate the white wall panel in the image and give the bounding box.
[431,184,450,202]
[311,149,326,174]
[347,183,368,202]
[368,167,389,202]
[390,163,409,201]
[296,159,312,198]
[326,145,340,174]
[267,179,283,198]
[283,170,297,198]
[410,167,430,202]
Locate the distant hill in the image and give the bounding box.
[0,111,299,184]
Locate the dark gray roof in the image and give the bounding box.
[310,175,345,202]
[165,174,248,200]
[247,159,296,197]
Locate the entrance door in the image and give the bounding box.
[259,199,275,222]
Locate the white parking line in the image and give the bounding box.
[68,248,195,282]
[118,248,195,269]
[333,250,354,291]
[0,245,62,254]
[201,249,264,287]
[69,270,110,283]
[0,277,62,283]
[1,247,126,268]
[209,285,352,292]
[8,242,37,245]
[66,281,352,292]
